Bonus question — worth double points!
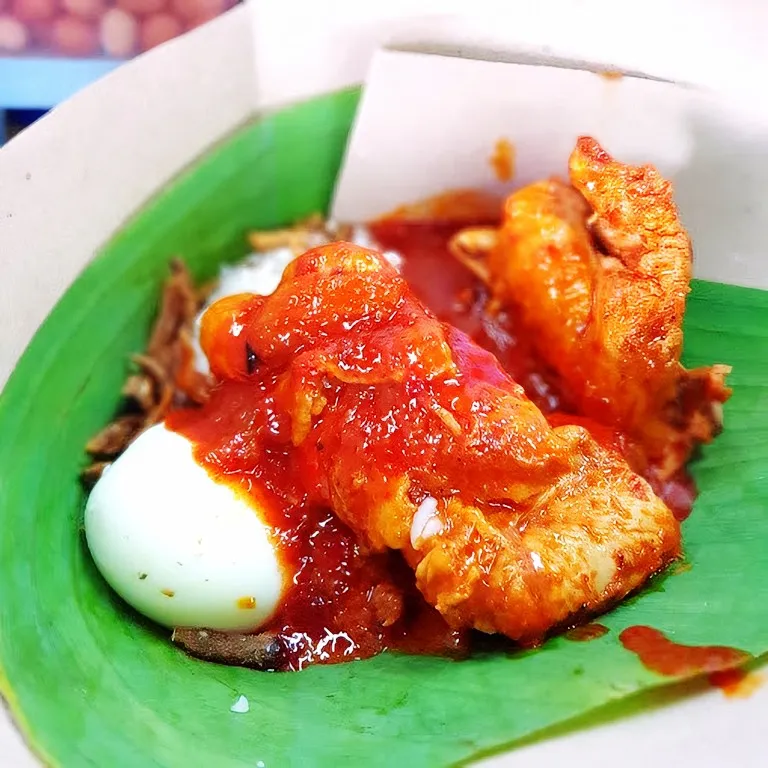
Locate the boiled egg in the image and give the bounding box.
[85,423,286,631]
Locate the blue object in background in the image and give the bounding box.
[0,57,124,144]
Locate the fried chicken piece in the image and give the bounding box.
[197,243,680,644]
[451,137,731,478]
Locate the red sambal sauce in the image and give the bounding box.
[168,376,466,672]
[369,216,567,414]
[619,626,751,678]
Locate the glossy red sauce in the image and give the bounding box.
[370,219,567,414]
[619,626,751,677]
[168,216,698,671]
[167,374,467,671]
[709,668,764,699]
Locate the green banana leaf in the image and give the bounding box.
[0,87,767,768]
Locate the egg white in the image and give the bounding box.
[85,423,286,631]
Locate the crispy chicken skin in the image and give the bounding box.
[199,243,680,644]
[452,137,730,479]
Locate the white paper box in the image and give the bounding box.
[0,4,767,766]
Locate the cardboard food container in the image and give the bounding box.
[0,4,767,767]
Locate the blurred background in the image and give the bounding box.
[0,0,241,143]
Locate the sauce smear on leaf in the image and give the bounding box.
[619,626,751,677]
